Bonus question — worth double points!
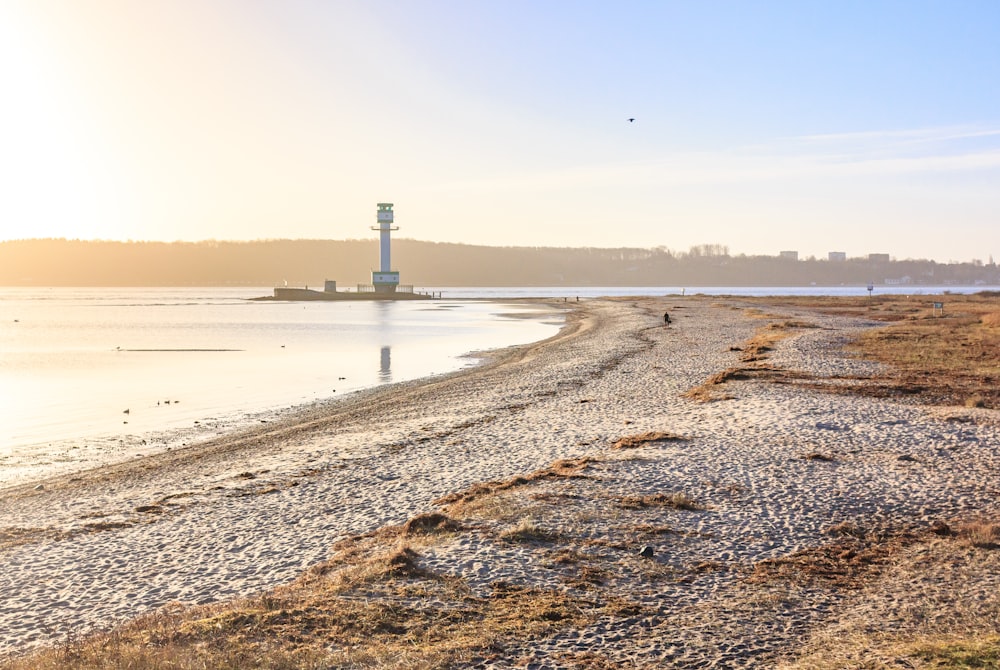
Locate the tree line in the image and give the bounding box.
[1,238,997,287]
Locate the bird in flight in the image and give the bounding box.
[628,118,635,123]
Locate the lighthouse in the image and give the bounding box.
[371,203,400,293]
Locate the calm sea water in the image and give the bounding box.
[0,288,565,483]
[0,284,988,485]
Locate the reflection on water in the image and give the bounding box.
[0,288,563,467]
[375,301,393,383]
[379,346,391,383]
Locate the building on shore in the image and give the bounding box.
[370,203,401,294]
[266,203,434,301]
[828,251,847,262]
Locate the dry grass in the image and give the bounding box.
[823,520,866,538]
[683,364,809,403]
[498,516,558,543]
[682,367,739,402]
[783,634,1000,670]
[690,294,1000,409]
[6,527,598,670]
[845,310,1000,408]
[628,523,678,538]
[966,393,987,408]
[610,431,686,449]
[619,492,705,511]
[9,295,1000,669]
[681,382,736,403]
[800,451,836,462]
[683,317,817,402]
[12,481,1000,670]
[739,293,1000,409]
[433,456,596,513]
[0,526,67,550]
[956,519,1000,549]
[740,320,817,362]
[979,310,1000,328]
[777,520,1000,670]
[4,434,723,670]
[908,636,1000,668]
[400,512,465,536]
[9,448,702,670]
[748,527,923,590]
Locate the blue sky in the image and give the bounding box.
[1,0,998,262]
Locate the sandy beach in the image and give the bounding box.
[2,296,999,667]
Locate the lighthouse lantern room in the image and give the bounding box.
[371,203,400,293]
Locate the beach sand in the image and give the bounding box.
[1,296,998,667]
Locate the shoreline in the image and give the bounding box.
[0,298,580,500]
[0,296,568,491]
[0,296,610,654]
[3,296,999,665]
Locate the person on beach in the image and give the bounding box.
[663,311,671,325]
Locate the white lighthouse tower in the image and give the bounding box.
[370,203,400,293]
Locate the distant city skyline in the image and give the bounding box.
[1,1,999,263]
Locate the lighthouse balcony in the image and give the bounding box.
[357,283,415,294]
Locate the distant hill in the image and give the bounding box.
[1,238,997,287]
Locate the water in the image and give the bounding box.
[0,284,989,485]
[0,288,563,484]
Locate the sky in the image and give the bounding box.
[1,0,999,262]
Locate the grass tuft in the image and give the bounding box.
[908,635,1000,668]
[966,394,986,408]
[823,521,865,537]
[957,520,1000,549]
[980,311,1000,328]
[498,517,558,543]
[401,513,463,536]
[434,457,597,508]
[611,431,686,449]
[619,492,704,511]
